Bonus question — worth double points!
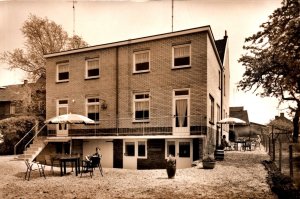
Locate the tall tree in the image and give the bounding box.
[0,14,88,81]
[238,0,300,142]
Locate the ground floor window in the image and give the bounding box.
[138,141,146,157]
[179,142,190,157]
[125,142,135,156]
[167,141,176,157]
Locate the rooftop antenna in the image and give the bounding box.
[172,0,174,32]
[73,0,77,36]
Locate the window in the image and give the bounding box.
[133,93,150,121]
[125,142,135,156]
[179,142,190,157]
[224,75,226,96]
[57,62,69,82]
[86,58,100,78]
[133,51,150,73]
[138,141,146,157]
[209,94,214,124]
[166,141,176,157]
[218,70,221,89]
[86,97,100,121]
[217,104,221,124]
[172,44,191,68]
[58,99,68,115]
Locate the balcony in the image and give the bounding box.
[46,115,208,137]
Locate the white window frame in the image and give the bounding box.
[86,97,100,122]
[85,58,100,79]
[137,140,147,159]
[56,62,69,82]
[209,94,214,124]
[57,99,68,115]
[133,50,150,73]
[172,44,191,69]
[133,92,150,122]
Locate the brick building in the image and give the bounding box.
[42,26,230,169]
[0,77,46,120]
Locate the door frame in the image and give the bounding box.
[165,139,193,169]
[172,88,190,135]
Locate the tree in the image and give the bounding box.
[238,0,300,142]
[0,14,88,81]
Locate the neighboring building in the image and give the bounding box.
[0,78,46,120]
[41,26,230,169]
[229,106,267,140]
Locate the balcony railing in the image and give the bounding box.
[46,115,209,137]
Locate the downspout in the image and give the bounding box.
[116,47,119,136]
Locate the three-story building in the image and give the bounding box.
[42,26,230,169]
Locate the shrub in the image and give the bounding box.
[0,116,37,155]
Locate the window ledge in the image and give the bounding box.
[56,80,69,84]
[171,66,191,70]
[209,121,215,125]
[85,77,99,80]
[132,120,150,123]
[133,71,150,74]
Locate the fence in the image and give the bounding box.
[262,128,300,189]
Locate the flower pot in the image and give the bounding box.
[214,149,224,161]
[166,158,176,178]
[202,161,216,169]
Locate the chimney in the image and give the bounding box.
[24,80,28,85]
[280,113,284,118]
[224,30,228,39]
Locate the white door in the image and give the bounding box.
[57,99,68,136]
[123,141,137,169]
[173,89,190,135]
[166,139,193,169]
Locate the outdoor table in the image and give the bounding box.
[60,156,80,176]
[235,140,246,151]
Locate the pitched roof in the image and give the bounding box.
[0,84,30,101]
[215,33,228,64]
[229,106,249,124]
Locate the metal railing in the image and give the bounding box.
[24,124,47,153]
[46,115,210,137]
[14,123,39,155]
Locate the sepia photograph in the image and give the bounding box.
[0,0,299,198]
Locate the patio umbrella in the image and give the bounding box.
[217,117,247,131]
[45,113,95,124]
[217,117,247,125]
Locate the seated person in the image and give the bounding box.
[221,135,231,150]
[85,147,102,161]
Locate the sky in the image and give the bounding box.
[0,0,286,124]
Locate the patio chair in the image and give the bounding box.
[24,160,46,181]
[80,156,103,178]
[45,155,60,175]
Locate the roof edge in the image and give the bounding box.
[44,26,213,58]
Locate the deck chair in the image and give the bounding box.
[24,160,46,181]
[80,156,103,178]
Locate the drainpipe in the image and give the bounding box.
[116,47,119,136]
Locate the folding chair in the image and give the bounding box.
[80,156,103,178]
[24,160,46,181]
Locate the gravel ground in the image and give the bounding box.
[0,148,277,199]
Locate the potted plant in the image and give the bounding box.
[166,154,176,178]
[202,155,216,169]
[202,130,216,169]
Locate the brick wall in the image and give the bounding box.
[137,139,166,169]
[46,31,224,134]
